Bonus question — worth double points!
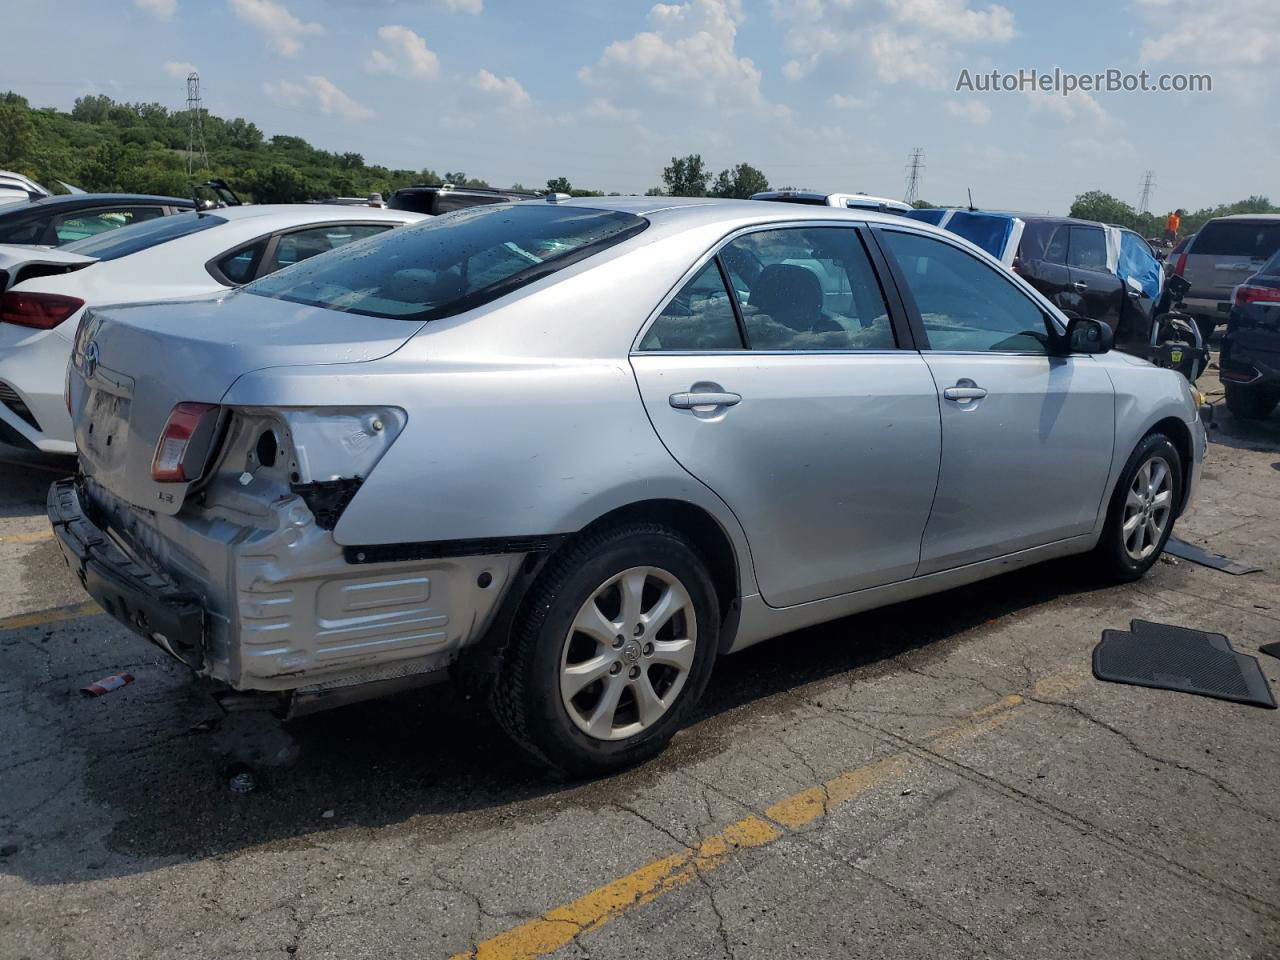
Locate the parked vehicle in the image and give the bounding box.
[1164,233,1195,274]
[387,183,539,215]
[0,205,426,453]
[906,210,1167,358]
[1220,247,1280,420]
[0,193,198,247]
[1170,215,1280,343]
[0,171,50,207]
[50,197,1205,775]
[752,190,912,214]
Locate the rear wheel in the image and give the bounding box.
[490,523,719,777]
[1091,432,1183,582]
[1224,382,1279,421]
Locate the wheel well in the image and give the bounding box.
[575,499,740,625]
[1147,416,1193,514]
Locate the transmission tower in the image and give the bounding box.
[1138,169,1156,215]
[185,72,209,175]
[904,148,925,205]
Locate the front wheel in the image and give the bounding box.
[490,523,720,777]
[1091,433,1183,582]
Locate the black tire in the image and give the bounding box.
[1091,432,1183,582]
[490,522,720,777]
[1194,315,1217,345]
[1224,382,1279,421]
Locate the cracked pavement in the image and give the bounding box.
[2,364,1279,959]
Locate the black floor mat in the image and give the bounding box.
[1164,538,1262,575]
[1093,620,1275,709]
[1259,641,1280,662]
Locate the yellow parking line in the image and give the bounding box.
[0,529,53,545]
[0,601,101,632]
[449,686,1054,960]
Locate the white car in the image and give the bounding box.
[751,190,913,214]
[0,205,426,453]
[0,171,49,207]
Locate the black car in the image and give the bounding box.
[1220,248,1280,420]
[387,183,539,216]
[1014,216,1160,354]
[0,193,197,247]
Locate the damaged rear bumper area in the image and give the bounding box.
[49,479,205,666]
[47,477,525,711]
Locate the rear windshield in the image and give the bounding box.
[245,203,648,321]
[62,212,226,261]
[943,211,1014,259]
[1192,220,1280,259]
[903,209,947,226]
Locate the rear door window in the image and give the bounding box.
[721,227,895,351]
[1067,226,1108,270]
[638,260,743,351]
[215,240,269,285]
[266,223,392,272]
[0,215,46,244]
[1193,221,1280,260]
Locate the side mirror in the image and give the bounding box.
[1065,316,1113,354]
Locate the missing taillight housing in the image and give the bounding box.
[0,291,85,329]
[152,402,221,483]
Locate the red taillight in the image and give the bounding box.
[1172,253,1188,277]
[0,291,86,329]
[1233,283,1280,306]
[152,402,219,483]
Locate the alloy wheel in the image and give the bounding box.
[559,566,697,742]
[1122,455,1173,562]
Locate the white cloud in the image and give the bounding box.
[475,69,530,108]
[1022,88,1109,126]
[136,0,176,19]
[944,99,992,124]
[579,0,784,116]
[367,25,440,79]
[828,93,867,109]
[774,0,1014,89]
[264,76,371,120]
[1138,0,1275,65]
[438,0,482,11]
[228,0,322,57]
[164,61,198,79]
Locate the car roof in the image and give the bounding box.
[204,204,428,227]
[1206,214,1280,222]
[2,192,197,212]
[551,194,932,230]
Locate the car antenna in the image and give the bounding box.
[967,188,976,212]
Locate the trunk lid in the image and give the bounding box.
[0,243,97,292]
[70,289,423,514]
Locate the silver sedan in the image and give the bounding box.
[51,197,1206,775]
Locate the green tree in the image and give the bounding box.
[0,99,34,167]
[1068,190,1142,229]
[546,176,572,194]
[244,163,308,203]
[709,162,769,199]
[662,155,710,197]
[910,199,935,209]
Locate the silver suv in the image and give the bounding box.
[1175,214,1280,340]
[50,197,1206,775]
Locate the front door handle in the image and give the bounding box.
[669,391,741,409]
[1072,281,1089,291]
[943,385,988,401]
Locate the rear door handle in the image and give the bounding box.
[669,391,741,409]
[943,386,988,401]
[1072,281,1089,291]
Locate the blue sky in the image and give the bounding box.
[3,0,1276,212]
